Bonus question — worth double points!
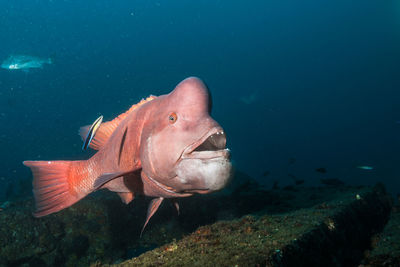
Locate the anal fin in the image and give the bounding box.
[118,192,134,204]
[171,199,180,215]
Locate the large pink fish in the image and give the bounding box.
[24,77,232,232]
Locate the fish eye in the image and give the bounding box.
[168,112,177,124]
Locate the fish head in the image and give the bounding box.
[2,55,23,70]
[140,77,232,196]
[1,63,19,70]
[8,64,19,70]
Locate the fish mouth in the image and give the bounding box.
[181,127,230,160]
[173,127,232,195]
[182,188,213,194]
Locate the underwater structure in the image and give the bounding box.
[0,171,398,266]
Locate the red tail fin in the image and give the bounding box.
[23,160,85,217]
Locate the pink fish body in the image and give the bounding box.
[24,77,232,232]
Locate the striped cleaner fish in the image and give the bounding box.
[23,77,232,233]
[82,115,103,150]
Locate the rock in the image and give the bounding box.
[361,204,400,266]
[110,185,392,266]
[0,177,395,266]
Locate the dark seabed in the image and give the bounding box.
[0,0,399,266]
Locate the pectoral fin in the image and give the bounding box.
[118,127,128,166]
[93,171,132,190]
[141,197,164,237]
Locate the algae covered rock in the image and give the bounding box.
[362,204,400,266]
[0,193,119,266]
[110,185,392,266]
[0,178,395,266]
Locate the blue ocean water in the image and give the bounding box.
[0,0,399,201]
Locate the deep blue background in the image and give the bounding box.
[1,0,399,200]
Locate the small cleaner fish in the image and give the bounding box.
[23,77,232,234]
[82,115,103,150]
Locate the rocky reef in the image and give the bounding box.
[104,184,393,267]
[361,201,400,266]
[0,171,397,266]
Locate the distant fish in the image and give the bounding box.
[288,173,304,185]
[315,167,327,173]
[0,201,11,209]
[272,180,279,190]
[1,55,52,71]
[82,115,103,150]
[357,166,374,170]
[239,91,258,105]
[283,185,296,191]
[7,98,16,107]
[288,157,296,165]
[262,170,270,177]
[320,178,344,186]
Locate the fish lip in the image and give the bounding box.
[183,189,211,194]
[182,149,231,160]
[180,127,230,160]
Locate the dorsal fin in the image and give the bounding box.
[79,95,156,150]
